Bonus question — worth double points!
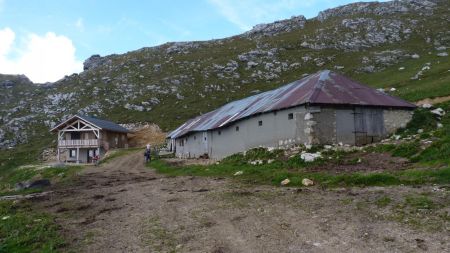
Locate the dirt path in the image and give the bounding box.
[415,95,450,106]
[32,152,449,253]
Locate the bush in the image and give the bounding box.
[397,108,438,136]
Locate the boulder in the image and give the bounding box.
[281,178,290,185]
[302,178,314,186]
[300,152,322,162]
[15,179,51,191]
[431,108,445,116]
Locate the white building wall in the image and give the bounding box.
[175,105,309,159]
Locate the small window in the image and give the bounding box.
[218,130,221,135]
[204,137,207,141]
[258,120,263,126]
[288,113,294,120]
[236,126,239,132]
[273,111,277,115]
[194,136,196,140]
[69,149,76,158]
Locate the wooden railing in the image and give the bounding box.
[58,139,99,147]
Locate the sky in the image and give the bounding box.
[0,0,385,83]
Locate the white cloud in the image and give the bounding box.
[75,17,84,31]
[0,27,14,56]
[0,27,82,83]
[207,0,323,30]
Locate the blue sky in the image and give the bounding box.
[0,0,384,82]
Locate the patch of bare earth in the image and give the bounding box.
[127,123,167,147]
[415,95,450,106]
[307,152,411,173]
[29,152,449,252]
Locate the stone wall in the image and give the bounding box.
[383,109,414,134]
[311,107,336,144]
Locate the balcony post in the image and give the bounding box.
[76,147,79,164]
[57,148,60,162]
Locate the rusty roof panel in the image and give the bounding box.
[168,70,416,138]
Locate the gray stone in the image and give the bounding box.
[15,179,51,191]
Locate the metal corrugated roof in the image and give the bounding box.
[51,115,130,133]
[168,70,416,139]
[77,115,130,133]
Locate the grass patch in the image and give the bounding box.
[0,165,83,194]
[366,142,420,158]
[405,195,435,210]
[150,159,450,188]
[142,216,178,252]
[391,141,421,158]
[0,201,64,252]
[375,196,392,208]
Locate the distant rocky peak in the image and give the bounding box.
[243,15,306,38]
[317,0,438,21]
[83,54,107,71]
[0,74,33,88]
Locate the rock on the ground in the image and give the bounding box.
[234,171,243,176]
[15,179,51,191]
[301,152,322,162]
[281,178,290,185]
[302,178,314,186]
[431,108,445,116]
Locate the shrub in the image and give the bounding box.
[397,108,438,136]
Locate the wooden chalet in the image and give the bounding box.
[51,115,130,163]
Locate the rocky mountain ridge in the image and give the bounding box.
[0,0,449,151]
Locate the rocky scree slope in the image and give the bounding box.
[0,0,449,155]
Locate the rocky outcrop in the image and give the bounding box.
[302,16,417,51]
[317,0,437,21]
[244,15,306,37]
[83,54,109,71]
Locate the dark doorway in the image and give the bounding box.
[87,149,98,163]
[71,132,81,140]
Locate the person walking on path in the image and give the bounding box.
[144,144,151,163]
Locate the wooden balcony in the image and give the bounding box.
[58,139,99,147]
